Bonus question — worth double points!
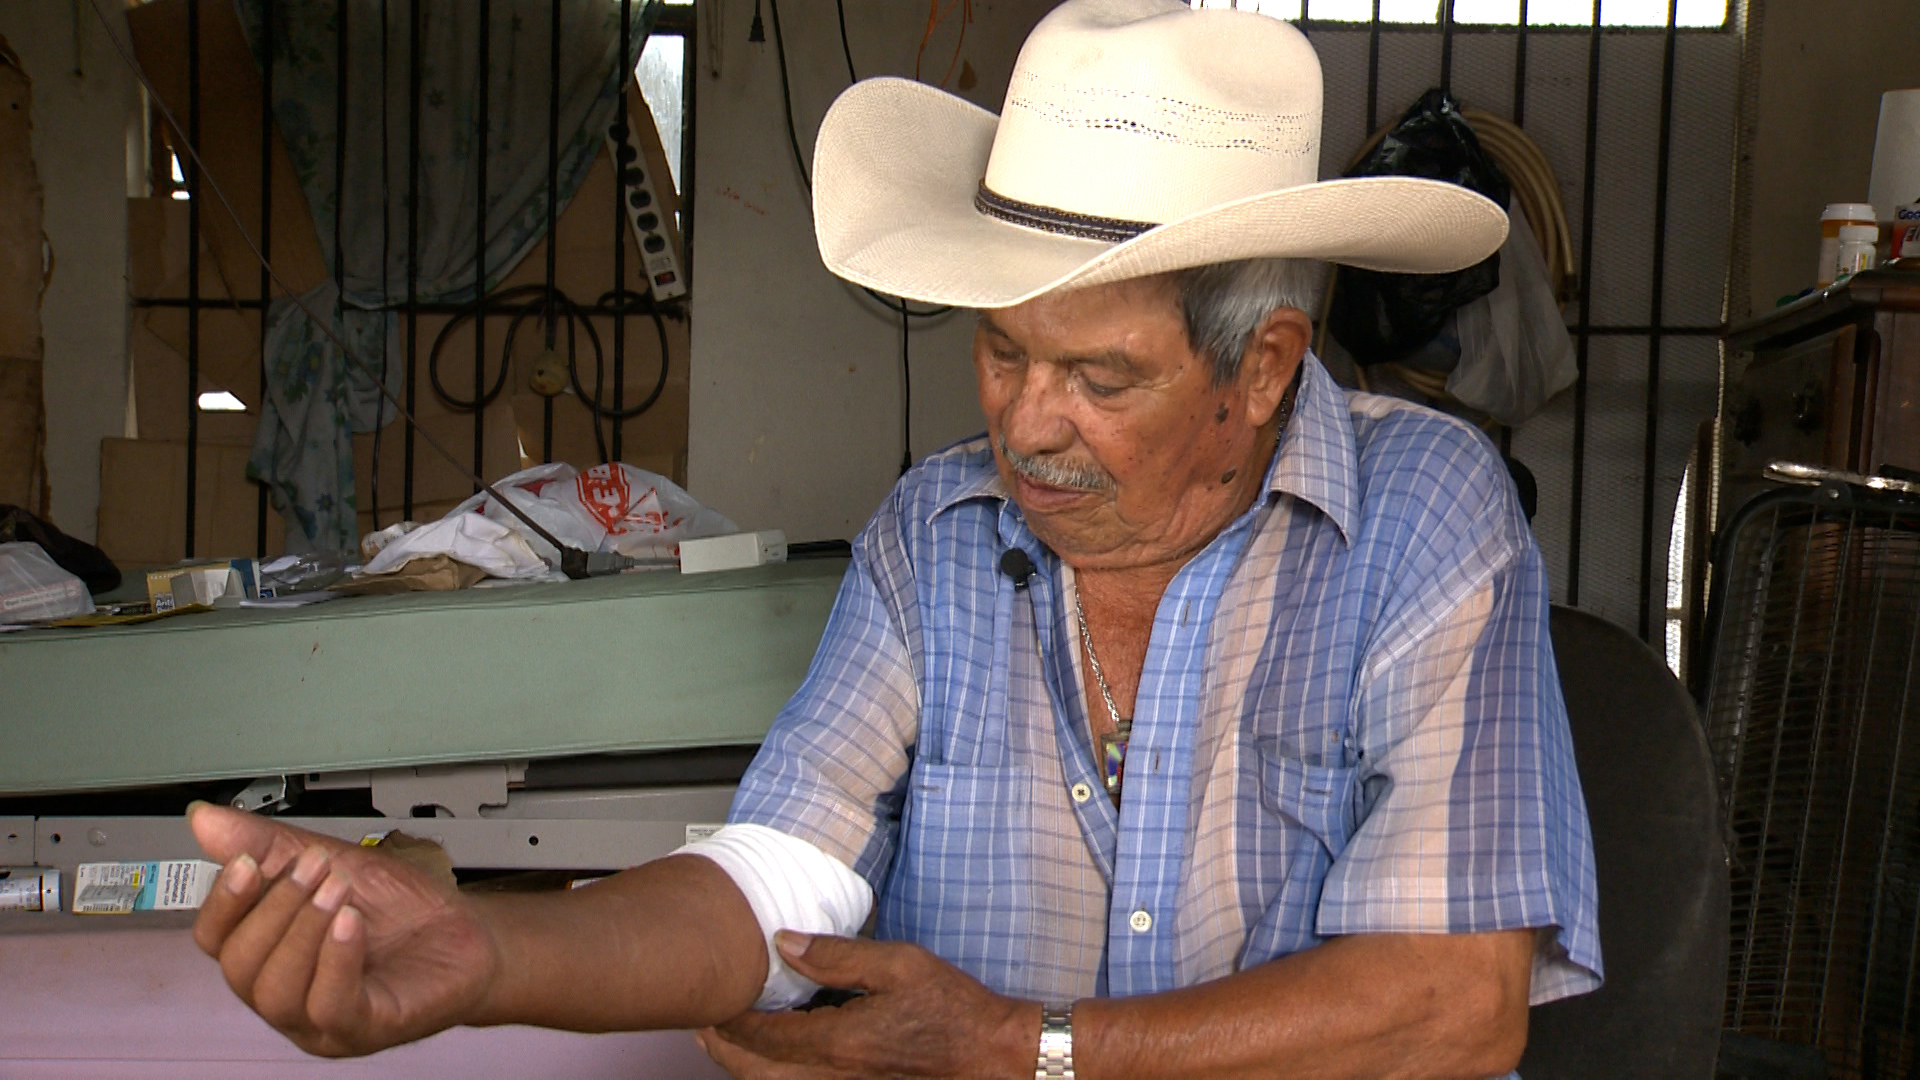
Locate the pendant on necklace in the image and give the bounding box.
[1099,720,1132,804]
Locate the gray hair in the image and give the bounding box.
[1172,258,1325,386]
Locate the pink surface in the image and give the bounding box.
[0,926,729,1078]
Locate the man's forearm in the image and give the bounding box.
[1072,929,1536,1080]
[466,854,768,1033]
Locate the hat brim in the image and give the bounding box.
[813,78,1511,309]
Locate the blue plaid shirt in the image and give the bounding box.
[731,353,1601,1007]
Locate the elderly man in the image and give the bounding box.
[187,1,1599,1075]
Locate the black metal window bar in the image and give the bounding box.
[1260,0,1736,650]
[134,0,696,558]
[1701,475,1920,1078]
[139,0,1732,654]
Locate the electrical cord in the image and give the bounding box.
[425,284,673,467]
[82,0,607,571]
[769,0,961,474]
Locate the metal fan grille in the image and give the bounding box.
[1706,488,1920,1077]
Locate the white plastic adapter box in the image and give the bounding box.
[679,530,788,574]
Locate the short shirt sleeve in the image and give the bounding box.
[726,503,922,893]
[1318,480,1602,1005]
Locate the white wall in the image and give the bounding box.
[686,0,1053,541]
[0,3,140,543]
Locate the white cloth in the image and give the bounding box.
[677,823,873,1010]
[358,513,551,580]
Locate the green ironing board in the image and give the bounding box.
[0,560,845,795]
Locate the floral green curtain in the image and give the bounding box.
[235,0,658,552]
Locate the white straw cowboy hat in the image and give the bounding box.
[811,0,1509,309]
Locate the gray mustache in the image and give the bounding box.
[999,436,1113,493]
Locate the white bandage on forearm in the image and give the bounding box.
[677,823,874,1010]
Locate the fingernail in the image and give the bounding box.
[774,930,811,959]
[290,846,329,889]
[330,905,360,943]
[223,853,258,895]
[312,871,350,913]
[185,799,211,819]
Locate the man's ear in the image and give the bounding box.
[1239,306,1311,426]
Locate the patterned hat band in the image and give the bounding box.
[973,183,1157,244]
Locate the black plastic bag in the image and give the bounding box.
[1327,89,1512,366]
[0,504,121,594]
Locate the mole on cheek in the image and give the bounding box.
[1215,404,1229,424]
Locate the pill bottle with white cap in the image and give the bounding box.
[1836,225,1880,282]
[1819,203,1879,287]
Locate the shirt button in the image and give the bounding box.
[1070,782,1093,804]
[1129,909,1153,933]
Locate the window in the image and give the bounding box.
[635,2,694,236]
[1190,0,1729,28]
[1665,464,1691,675]
[635,33,686,195]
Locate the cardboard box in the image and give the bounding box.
[96,437,284,569]
[130,314,262,445]
[144,557,260,612]
[125,0,328,301]
[113,29,690,538]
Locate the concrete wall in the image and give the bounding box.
[1744,0,1920,317]
[686,0,1053,541]
[0,3,140,543]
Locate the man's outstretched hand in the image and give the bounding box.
[188,802,500,1057]
[698,932,1041,1079]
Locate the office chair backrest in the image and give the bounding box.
[1518,606,1728,1079]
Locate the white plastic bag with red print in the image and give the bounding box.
[448,462,739,567]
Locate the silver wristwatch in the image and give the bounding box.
[1036,1003,1074,1079]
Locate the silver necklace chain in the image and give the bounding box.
[1067,377,1299,728]
[1065,373,1298,802]
[1074,587,1128,728]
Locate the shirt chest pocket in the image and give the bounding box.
[877,763,1036,992]
[1257,746,1361,859]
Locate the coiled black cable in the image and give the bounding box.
[425,283,673,466]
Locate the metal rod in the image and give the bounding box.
[331,0,358,530]
[1821,513,1893,1056]
[473,0,490,491]
[1365,0,1382,135]
[1739,513,1821,1031]
[1512,0,1529,127]
[138,302,1729,332]
[333,0,347,323]
[1881,591,1920,1060]
[1778,511,1857,1041]
[184,0,200,559]
[1852,527,1920,1060]
[612,0,631,461]
[543,0,561,464]
[404,0,420,519]
[371,0,392,532]
[1636,0,1680,640]
[1566,0,1605,606]
[678,0,695,290]
[1712,502,1779,1009]
[257,0,273,556]
[1438,0,1455,93]
[83,0,578,564]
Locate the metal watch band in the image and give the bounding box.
[1036,1003,1075,1079]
